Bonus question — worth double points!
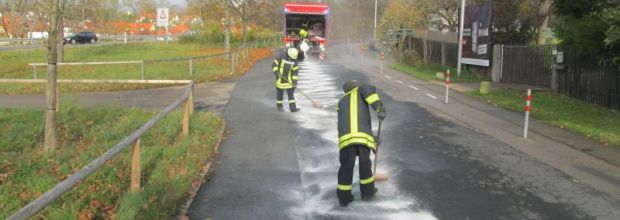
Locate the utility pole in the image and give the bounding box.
[45,0,61,150]
[224,0,231,55]
[373,0,377,40]
[457,0,466,78]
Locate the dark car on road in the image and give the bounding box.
[63,32,98,44]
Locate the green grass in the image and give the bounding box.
[392,62,482,82]
[468,89,620,147]
[0,42,273,94]
[0,103,224,219]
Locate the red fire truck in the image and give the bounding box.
[283,2,329,58]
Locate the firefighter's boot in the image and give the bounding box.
[290,103,300,112]
[337,191,354,207]
[361,187,378,201]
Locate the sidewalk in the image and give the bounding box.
[361,47,620,168]
[432,79,620,169]
[0,81,235,114]
[335,45,620,200]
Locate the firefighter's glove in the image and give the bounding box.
[377,109,386,121]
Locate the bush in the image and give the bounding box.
[179,21,227,44]
[399,49,423,66]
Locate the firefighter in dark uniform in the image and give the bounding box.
[336,80,386,207]
[272,48,301,112]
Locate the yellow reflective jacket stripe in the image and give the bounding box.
[345,87,358,96]
[275,61,294,89]
[338,132,375,143]
[365,93,380,105]
[360,176,375,184]
[338,87,376,150]
[350,89,358,133]
[275,59,298,89]
[339,138,376,150]
[337,184,352,191]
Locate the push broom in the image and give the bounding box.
[280,78,324,109]
[373,120,388,181]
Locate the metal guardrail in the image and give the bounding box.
[7,80,195,220]
[0,34,181,46]
[28,61,145,79]
[25,40,268,80]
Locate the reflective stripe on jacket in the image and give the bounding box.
[272,54,299,89]
[337,85,384,150]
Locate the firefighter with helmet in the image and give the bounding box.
[272,48,301,112]
[336,80,386,207]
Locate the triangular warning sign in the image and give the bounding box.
[159,10,166,19]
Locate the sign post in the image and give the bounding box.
[157,8,169,43]
[524,89,532,138]
[380,51,384,75]
[457,0,466,78]
[445,70,451,104]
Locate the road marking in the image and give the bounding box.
[396,80,403,84]
[409,85,419,91]
[385,75,392,79]
[425,93,438,99]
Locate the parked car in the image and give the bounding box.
[63,32,98,44]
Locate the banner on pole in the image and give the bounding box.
[461,3,492,67]
[157,8,169,27]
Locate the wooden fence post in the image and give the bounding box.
[131,139,141,193]
[141,61,145,80]
[441,41,446,66]
[182,98,190,137]
[189,83,194,115]
[33,66,38,79]
[55,84,60,113]
[491,44,503,83]
[189,59,193,76]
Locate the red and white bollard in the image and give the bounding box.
[445,70,451,104]
[380,51,384,75]
[523,89,532,138]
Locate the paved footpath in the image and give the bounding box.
[0,81,234,114]
[187,45,620,220]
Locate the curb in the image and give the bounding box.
[178,120,227,219]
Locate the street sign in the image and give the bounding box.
[157,8,169,27]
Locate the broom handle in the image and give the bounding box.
[373,120,382,176]
[280,76,320,106]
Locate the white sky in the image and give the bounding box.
[167,0,187,7]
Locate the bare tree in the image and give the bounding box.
[224,0,231,53]
[537,0,552,44]
[421,0,459,32]
[45,0,61,151]
[229,0,265,44]
[187,0,231,52]
[58,0,65,62]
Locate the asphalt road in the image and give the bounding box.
[188,46,620,220]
